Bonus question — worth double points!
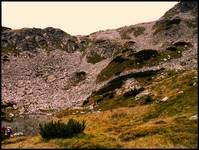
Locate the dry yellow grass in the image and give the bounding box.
[2,103,197,148]
[2,136,58,149]
[2,105,153,149]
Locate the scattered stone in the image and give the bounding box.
[189,114,198,121]
[88,105,94,110]
[11,132,24,137]
[115,79,140,96]
[80,111,84,114]
[161,96,168,102]
[19,107,25,115]
[9,113,14,117]
[47,75,56,82]
[163,58,167,61]
[13,105,18,110]
[135,90,150,100]
[178,91,184,94]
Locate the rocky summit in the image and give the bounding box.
[1,2,198,148]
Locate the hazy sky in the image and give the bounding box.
[2,2,178,35]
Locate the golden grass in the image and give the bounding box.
[2,136,58,149]
[2,105,152,149]
[2,104,197,148]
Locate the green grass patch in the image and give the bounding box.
[87,52,105,64]
[2,44,20,55]
[97,45,185,83]
[88,69,162,110]
[96,56,134,82]
[97,51,164,82]
[143,86,197,122]
[153,18,181,35]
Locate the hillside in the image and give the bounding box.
[1,2,198,148]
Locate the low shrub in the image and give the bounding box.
[82,99,89,106]
[39,119,86,139]
[140,95,154,105]
[134,49,158,61]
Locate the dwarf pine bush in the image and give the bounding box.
[39,119,86,139]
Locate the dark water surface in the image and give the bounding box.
[2,114,57,136]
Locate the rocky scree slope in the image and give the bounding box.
[1,2,198,116]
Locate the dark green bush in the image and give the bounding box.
[102,91,114,99]
[96,79,123,95]
[173,41,190,47]
[82,99,89,106]
[39,119,86,139]
[112,55,127,63]
[139,95,154,105]
[166,46,178,51]
[134,49,158,61]
[144,96,153,104]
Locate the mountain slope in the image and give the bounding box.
[1,2,198,148]
[1,2,197,116]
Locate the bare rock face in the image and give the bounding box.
[1,2,197,115]
[1,27,80,53]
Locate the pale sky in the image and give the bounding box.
[2,2,178,36]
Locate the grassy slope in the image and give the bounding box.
[96,45,187,82]
[2,69,197,148]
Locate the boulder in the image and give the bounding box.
[161,96,169,102]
